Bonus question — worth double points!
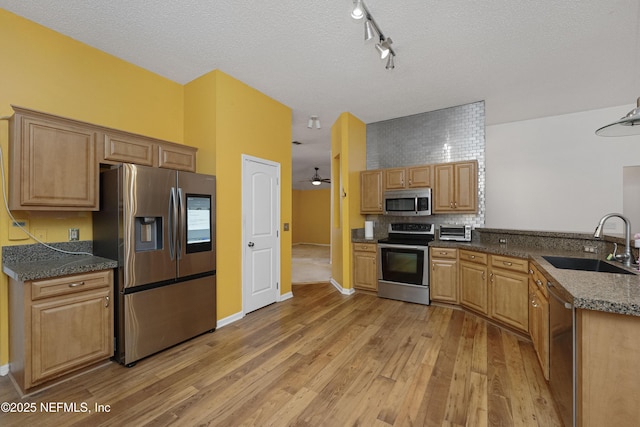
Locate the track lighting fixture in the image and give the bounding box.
[350,0,396,70]
[307,115,321,129]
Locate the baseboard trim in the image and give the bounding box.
[0,364,9,376]
[217,311,244,328]
[330,278,355,295]
[279,291,294,301]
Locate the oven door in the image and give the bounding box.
[378,244,428,286]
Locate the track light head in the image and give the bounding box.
[364,19,376,41]
[376,38,393,59]
[385,54,395,70]
[351,0,365,19]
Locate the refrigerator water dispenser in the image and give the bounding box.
[135,217,163,251]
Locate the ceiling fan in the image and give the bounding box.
[305,167,331,186]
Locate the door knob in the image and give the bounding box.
[248,242,255,247]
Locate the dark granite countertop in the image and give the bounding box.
[2,241,117,282]
[3,256,118,282]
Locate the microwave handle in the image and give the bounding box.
[415,196,418,215]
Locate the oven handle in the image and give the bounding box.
[378,243,429,250]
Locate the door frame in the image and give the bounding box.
[241,154,282,315]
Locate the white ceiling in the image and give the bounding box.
[2,1,640,189]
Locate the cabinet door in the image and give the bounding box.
[353,251,377,291]
[102,132,155,166]
[529,281,549,380]
[454,161,477,212]
[31,288,113,384]
[360,170,383,214]
[490,268,529,332]
[431,259,458,303]
[433,163,455,212]
[407,165,431,188]
[459,260,488,314]
[158,143,197,172]
[10,112,98,210]
[384,168,406,190]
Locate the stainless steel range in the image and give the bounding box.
[377,223,434,305]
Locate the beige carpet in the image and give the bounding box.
[292,244,331,284]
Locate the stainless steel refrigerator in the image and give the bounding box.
[93,163,216,366]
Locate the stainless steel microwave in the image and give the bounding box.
[383,188,432,216]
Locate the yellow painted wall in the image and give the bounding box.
[330,113,366,290]
[292,189,331,244]
[0,10,185,367]
[184,70,292,320]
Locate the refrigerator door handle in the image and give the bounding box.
[169,187,177,261]
[177,187,184,260]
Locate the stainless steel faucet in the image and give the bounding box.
[593,213,633,267]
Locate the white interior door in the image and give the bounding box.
[242,155,280,314]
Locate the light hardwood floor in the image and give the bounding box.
[0,283,561,426]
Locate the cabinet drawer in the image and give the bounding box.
[431,247,457,259]
[491,255,528,273]
[353,243,377,253]
[459,250,488,265]
[529,263,549,299]
[32,270,112,300]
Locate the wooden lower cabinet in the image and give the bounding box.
[9,270,114,394]
[353,242,378,291]
[489,255,529,333]
[459,250,488,315]
[528,263,550,380]
[577,309,640,426]
[430,247,458,303]
[457,250,529,333]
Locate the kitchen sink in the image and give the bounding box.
[542,256,636,275]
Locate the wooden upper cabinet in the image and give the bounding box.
[360,170,383,214]
[8,106,199,212]
[102,131,196,172]
[407,165,431,188]
[384,168,406,190]
[158,143,197,172]
[9,107,98,211]
[102,132,155,166]
[433,160,477,213]
[384,165,431,191]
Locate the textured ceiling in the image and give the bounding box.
[2,0,640,189]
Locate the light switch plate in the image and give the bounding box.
[69,228,79,241]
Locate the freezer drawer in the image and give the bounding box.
[122,275,216,365]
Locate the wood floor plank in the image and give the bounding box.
[0,282,561,426]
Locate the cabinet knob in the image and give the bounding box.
[105,296,110,307]
[469,255,475,259]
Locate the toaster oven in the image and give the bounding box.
[438,224,472,241]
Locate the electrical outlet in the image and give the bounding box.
[69,228,80,241]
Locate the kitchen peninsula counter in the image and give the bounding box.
[431,239,640,317]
